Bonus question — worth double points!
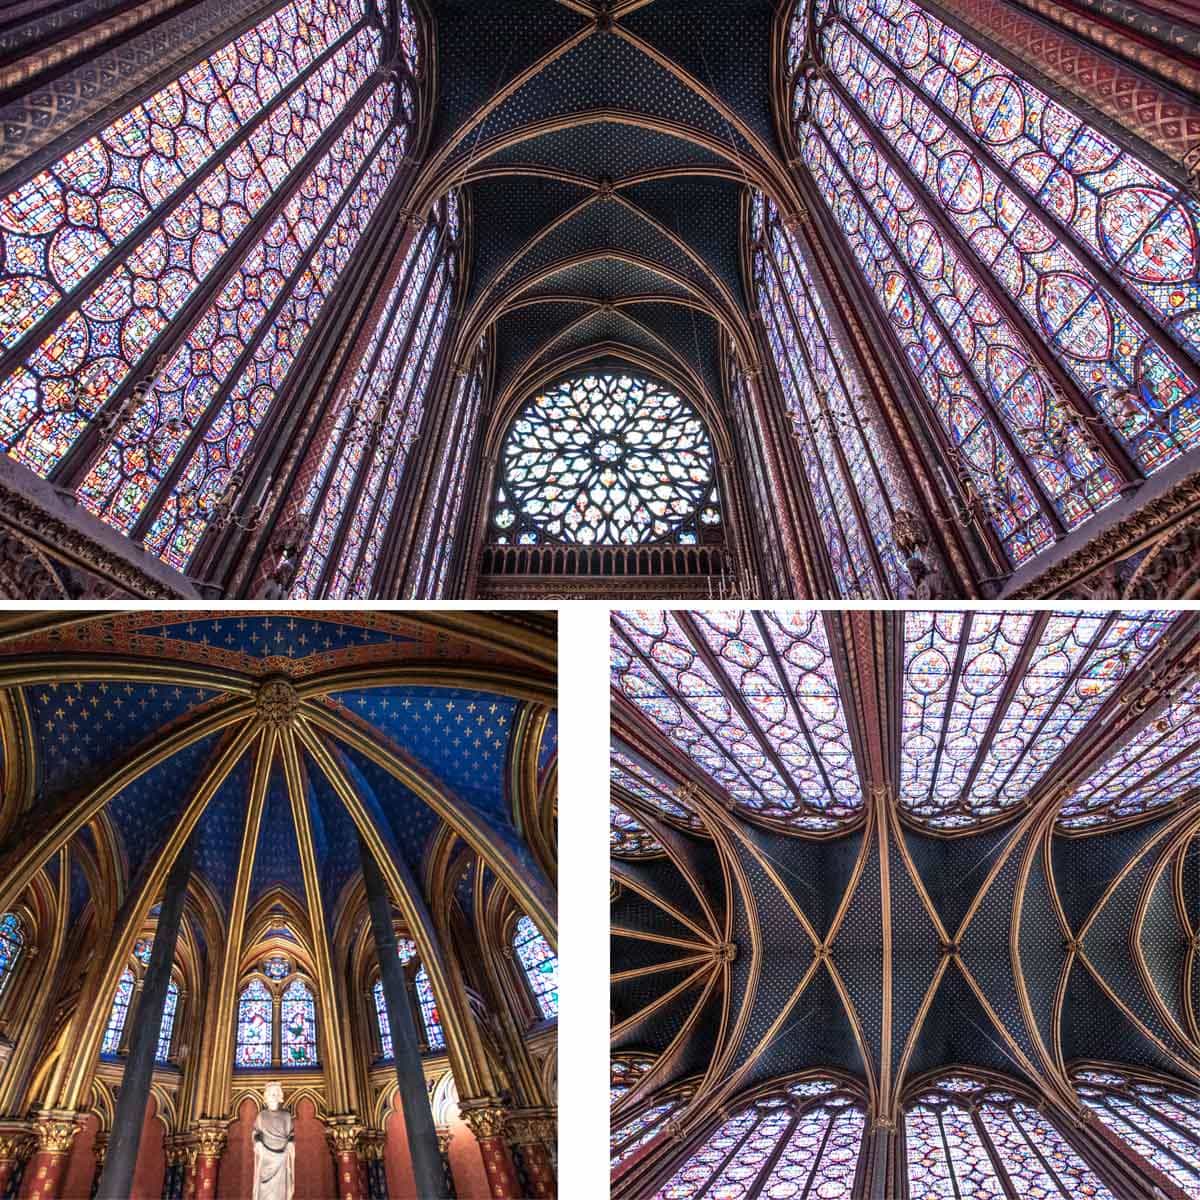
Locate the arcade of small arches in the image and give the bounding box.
[610,607,1200,1199]
[1,1,1200,601]
[0,610,558,1200]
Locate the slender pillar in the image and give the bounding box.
[22,1113,79,1200]
[361,1130,387,1199]
[436,1128,458,1199]
[0,1126,32,1195]
[190,1123,225,1198]
[327,1121,366,1200]
[89,1132,108,1197]
[461,1105,522,1200]
[95,836,194,1200]
[505,1111,556,1199]
[358,834,445,1199]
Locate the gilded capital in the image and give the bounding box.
[0,1127,33,1161]
[326,1121,364,1156]
[194,1122,227,1159]
[505,1110,556,1145]
[460,1102,508,1141]
[32,1114,80,1156]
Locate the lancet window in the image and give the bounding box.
[513,914,558,1020]
[784,0,1200,571]
[0,912,25,997]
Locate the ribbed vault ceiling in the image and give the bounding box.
[611,609,1200,1126]
[418,0,792,420]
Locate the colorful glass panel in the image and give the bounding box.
[649,1108,758,1196]
[493,374,720,546]
[611,801,662,857]
[612,1099,683,1168]
[611,1056,656,1104]
[611,609,863,830]
[415,966,445,1051]
[101,967,134,1055]
[235,978,273,1068]
[513,915,558,1020]
[373,978,392,1059]
[610,745,699,828]
[0,27,382,480]
[155,978,179,1064]
[899,609,1174,829]
[0,0,365,358]
[280,978,318,1067]
[262,956,291,980]
[1076,1070,1200,1191]
[0,912,23,995]
[756,195,912,597]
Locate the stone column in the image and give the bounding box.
[461,1105,522,1200]
[359,835,445,1198]
[189,1123,226,1199]
[0,1125,32,1195]
[505,1111,556,1199]
[96,836,194,1200]
[326,1120,366,1200]
[436,1128,458,1198]
[162,1140,188,1200]
[360,1130,386,1200]
[22,1113,80,1200]
[177,1142,199,1200]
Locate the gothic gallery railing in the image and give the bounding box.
[479,544,735,580]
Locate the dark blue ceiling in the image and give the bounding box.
[146,616,415,659]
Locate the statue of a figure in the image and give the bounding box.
[252,1082,295,1200]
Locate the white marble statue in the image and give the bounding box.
[252,1082,295,1200]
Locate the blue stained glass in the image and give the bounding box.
[102,967,134,1055]
[513,915,558,1020]
[416,966,445,1050]
[280,978,318,1067]
[132,938,153,966]
[156,978,178,1064]
[373,978,392,1059]
[262,955,291,980]
[235,978,272,1068]
[0,912,24,995]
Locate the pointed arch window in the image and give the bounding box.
[490,373,721,547]
[280,978,318,1067]
[1075,1068,1200,1192]
[101,967,134,1056]
[905,1076,1112,1197]
[751,192,913,598]
[647,1081,865,1198]
[235,978,273,1068]
[612,1098,684,1169]
[415,966,445,1051]
[372,978,393,1060]
[513,915,558,1020]
[155,979,179,1065]
[291,194,460,599]
[0,912,25,996]
[0,0,428,575]
[784,0,1200,570]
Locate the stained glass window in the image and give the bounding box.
[0,912,24,995]
[610,743,701,830]
[611,801,663,858]
[280,978,318,1067]
[290,197,458,600]
[906,1076,1113,1197]
[156,979,179,1065]
[262,956,291,981]
[899,609,1174,830]
[612,1099,684,1169]
[101,967,134,1055]
[785,0,1200,569]
[415,966,445,1051]
[132,938,153,966]
[1075,1067,1200,1191]
[753,193,913,598]
[373,978,393,1060]
[611,609,864,831]
[611,1056,657,1104]
[513,915,558,1020]
[492,373,721,546]
[647,1082,865,1198]
[235,978,273,1069]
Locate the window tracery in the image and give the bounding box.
[610,800,662,858]
[0,911,25,996]
[491,373,721,547]
[611,609,863,832]
[513,914,558,1020]
[373,940,438,1059]
[1075,1067,1200,1190]
[648,1080,865,1199]
[415,965,445,1051]
[611,1056,657,1104]
[785,0,1200,570]
[906,1075,1113,1197]
[612,1096,685,1169]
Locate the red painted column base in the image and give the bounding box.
[22,1151,70,1200]
[515,1140,556,1198]
[192,1152,221,1198]
[333,1149,365,1200]
[476,1136,523,1200]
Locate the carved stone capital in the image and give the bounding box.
[326,1120,364,1156]
[193,1121,227,1160]
[436,1128,453,1156]
[0,1125,34,1162]
[504,1109,555,1146]
[32,1113,81,1156]
[255,677,300,726]
[460,1102,508,1141]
